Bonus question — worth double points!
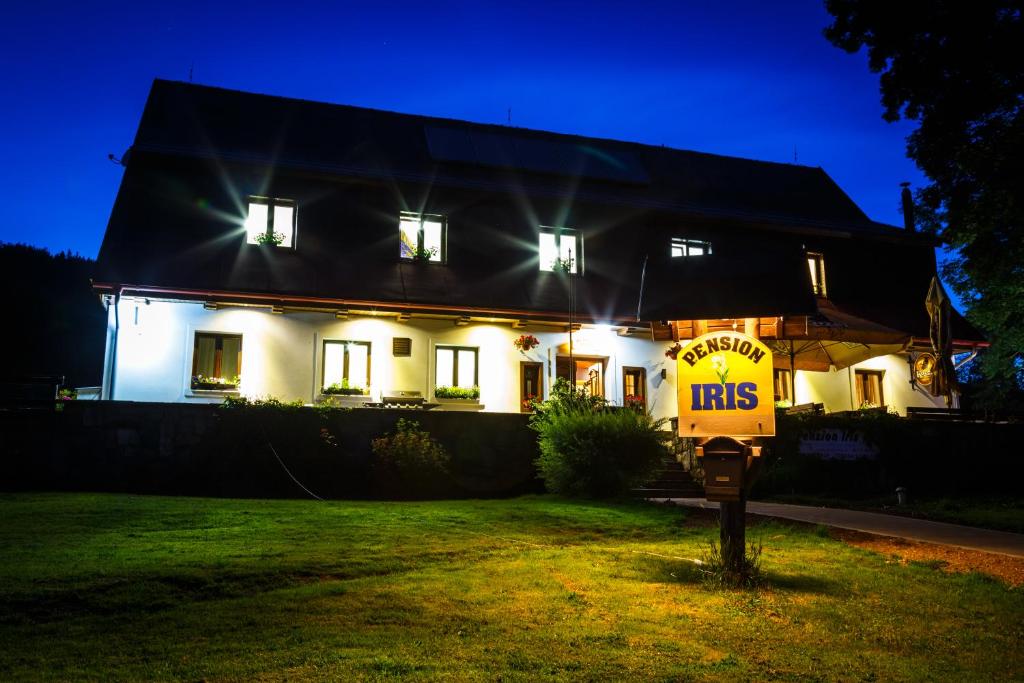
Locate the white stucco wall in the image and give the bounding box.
[792,353,950,415]
[104,298,680,418]
[104,297,946,416]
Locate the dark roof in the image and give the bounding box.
[131,79,902,236]
[95,79,943,326]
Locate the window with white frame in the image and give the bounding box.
[435,346,479,391]
[399,212,445,262]
[539,227,580,273]
[191,332,242,390]
[322,340,371,394]
[245,197,296,247]
[671,237,712,257]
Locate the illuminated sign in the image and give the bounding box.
[914,353,936,387]
[677,332,775,437]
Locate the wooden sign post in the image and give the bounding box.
[676,327,775,576]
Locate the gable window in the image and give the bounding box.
[322,340,371,394]
[539,227,580,273]
[774,368,792,404]
[435,345,479,395]
[855,369,884,408]
[399,212,445,262]
[245,197,296,248]
[671,237,712,257]
[622,366,647,412]
[807,252,826,296]
[191,332,242,390]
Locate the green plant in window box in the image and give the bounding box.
[411,245,438,262]
[192,374,240,391]
[551,256,575,274]
[323,378,368,396]
[434,385,480,400]
[254,231,286,247]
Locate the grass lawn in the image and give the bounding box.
[1,494,1022,681]
[764,494,1024,534]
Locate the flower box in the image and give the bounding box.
[318,394,371,408]
[434,398,484,411]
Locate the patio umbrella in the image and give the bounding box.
[926,276,957,406]
[769,300,912,402]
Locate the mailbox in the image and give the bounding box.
[695,436,762,502]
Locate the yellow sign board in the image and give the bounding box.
[914,353,936,387]
[677,332,775,438]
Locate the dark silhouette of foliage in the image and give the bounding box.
[824,2,1024,395]
[0,243,106,387]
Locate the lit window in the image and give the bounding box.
[322,340,371,393]
[539,227,580,273]
[435,346,478,389]
[399,212,445,262]
[807,252,826,296]
[191,333,242,390]
[773,368,792,404]
[622,366,646,412]
[245,197,295,248]
[855,369,884,408]
[671,238,712,257]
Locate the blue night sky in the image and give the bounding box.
[2,0,928,259]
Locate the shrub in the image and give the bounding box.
[530,379,667,497]
[371,418,451,496]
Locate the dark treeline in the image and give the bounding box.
[0,243,106,387]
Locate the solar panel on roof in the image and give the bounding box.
[423,125,649,184]
[422,126,476,164]
[469,130,518,168]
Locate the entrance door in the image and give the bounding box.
[520,362,543,412]
[556,356,605,398]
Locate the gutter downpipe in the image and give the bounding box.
[108,288,122,401]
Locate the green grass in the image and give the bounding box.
[765,494,1024,533]
[1,493,1022,681]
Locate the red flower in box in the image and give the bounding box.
[514,334,540,352]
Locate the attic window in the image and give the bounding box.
[246,197,295,248]
[807,252,827,297]
[399,212,445,262]
[539,227,580,273]
[671,238,711,257]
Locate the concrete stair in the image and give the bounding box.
[632,457,704,498]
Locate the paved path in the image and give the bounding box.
[659,498,1024,558]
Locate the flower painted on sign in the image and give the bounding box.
[710,354,729,385]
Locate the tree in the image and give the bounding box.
[824,2,1024,394]
[0,243,106,387]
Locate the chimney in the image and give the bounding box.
[900,182,915,232]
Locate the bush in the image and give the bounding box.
[371,418,452,496]
[530,379,667,497]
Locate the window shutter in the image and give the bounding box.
[393,337,412,356]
